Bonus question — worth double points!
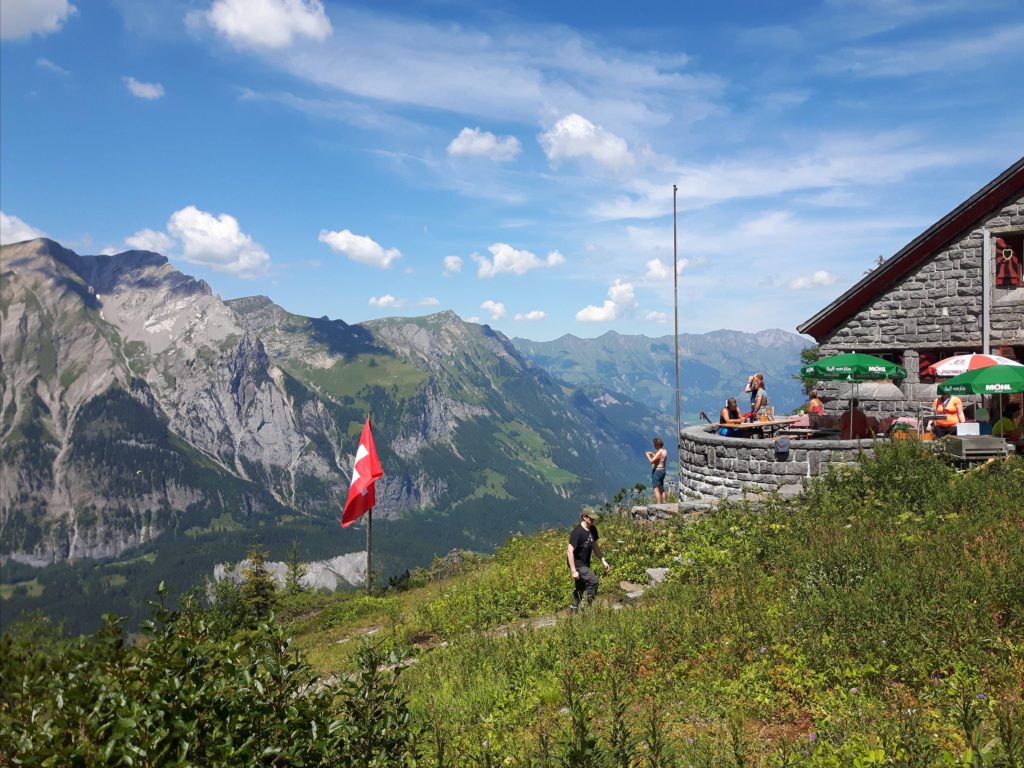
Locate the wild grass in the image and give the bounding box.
[285,441,1024,765]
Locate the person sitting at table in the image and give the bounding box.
[746,373,769,421]
[931,392,965,438]
[805,389,824,416]
[991,404,1022,440]
[719,397,743,436]
[840,399,873,439]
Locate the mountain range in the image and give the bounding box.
[0,238,664,630]
[514,328,810,420]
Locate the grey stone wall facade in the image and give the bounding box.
[816,195,1024,416]
[677,424,873,498]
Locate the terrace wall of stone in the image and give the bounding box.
[678,424,874,498]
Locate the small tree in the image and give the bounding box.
[794,343,823,397]
[240,542,276,623]
[285,541,306,595]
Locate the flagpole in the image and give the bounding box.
[366,411,373,595]
[673,185,681,488]
[366,508,373,595]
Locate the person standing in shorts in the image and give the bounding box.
[567,507,610,611]
[645,437,668,503]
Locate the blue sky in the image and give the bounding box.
[1,0,1021,340]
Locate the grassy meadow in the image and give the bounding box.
[279,440,1024,765]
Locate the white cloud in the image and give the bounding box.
[369,294,401,307]
[0,211,47,244]
[644,310,669,323]
[418,297,440,306]
[125,228,174,253]
[480,300,506,320]
[607,278,635,307]
[820,24,1024,77]
[789,270,839,290]
[217,7,721,138]
[99,246,119,256]
[576,279,636,322]
[36,57,69,75]
[1,0,76,40]
[195,0,332,49]
[319,229,401,269]
[474,243,564,278]
[539,113,634,172]
[123,77,165,100]
[167,206,271,277]
[442,255,463,275]
[447,127,522,161]
[592,134,959,221]
[645,258,670,280]
[576,300,619,323]
[514,310,546,321]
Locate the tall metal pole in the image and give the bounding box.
[366,508,373,595]
[366,410,373,595]
[673,185,681,486]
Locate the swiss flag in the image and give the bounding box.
[341,418,384,528]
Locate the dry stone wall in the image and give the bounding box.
[678,425,873,498]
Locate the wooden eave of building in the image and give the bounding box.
[798,156,1024,342]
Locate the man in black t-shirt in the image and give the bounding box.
[567,507,611,611]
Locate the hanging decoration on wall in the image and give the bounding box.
[994,236,1021,287]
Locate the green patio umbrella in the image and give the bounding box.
[937,364,1024,430]
[801,352,908,438]
[800,352,907,383]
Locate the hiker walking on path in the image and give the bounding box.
[567,507,610,611]
[645,437,668,503]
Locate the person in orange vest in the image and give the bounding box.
[932,392,965,438]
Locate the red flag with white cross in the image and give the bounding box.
[341,418,384,528]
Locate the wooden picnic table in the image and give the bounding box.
[717,417,799,437]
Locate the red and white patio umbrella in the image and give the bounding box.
[926,353,1023,378]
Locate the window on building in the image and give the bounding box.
[994,232,1022,288]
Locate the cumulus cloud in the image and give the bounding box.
[195,0,332,49]
[645,258,670,280]
[418,297,440,306]
[608,279,635,306]
[789,270,839,290]
[124,77,165,100]
[480,300,506,320]
[539,113,634,172]
[167,206,271,277]
[369,294,400,307]
[1,0,76,40]
[319,229,401,269]
[514,310,546,321]
[447,127,522,161]
[0,211,47,244]
[474,243,564,278]
[125,228,174,253]
[576,279,636,322]
[644,310,669,323]
[576,300,618,323]
[443,255,462,275]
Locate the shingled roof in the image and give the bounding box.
[798,157,1024,341]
